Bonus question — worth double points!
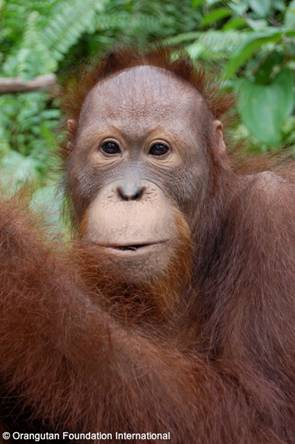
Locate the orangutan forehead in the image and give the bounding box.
[79,65,206,126]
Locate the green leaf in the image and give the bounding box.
[187,42,204,59]
[237,70,294,145]
[224,29,282,78]
[201,7,232,26]
[255,51,284,84]
[223,17,247,30]
[0,151,38,195]
[186,31,250,60]
[285,29,295,37]
[42,0,106,62]
[246,18,268,30]
[249,0,271,17]
[285,0,295,27]
[275,70,295,118]
[31,184,65,236]
[191,0,204,7]
[206,0,221,5]
[229,0,248,15]
[163,32,200,46]
[3,12,56,77]
[272,0,286,12]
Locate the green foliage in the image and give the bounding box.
[42,0,106,62]
[238,69,294,145]
[0,0,294,225]
[176,1,295,151]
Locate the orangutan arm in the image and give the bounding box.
[0,198,255,442]
[202,173,295,440]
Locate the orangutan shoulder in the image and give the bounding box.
[249,170,295,219]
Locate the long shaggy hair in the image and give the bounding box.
[0,46,294,443]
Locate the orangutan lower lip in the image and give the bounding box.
[116,244,149,251]
[99,241,168,253]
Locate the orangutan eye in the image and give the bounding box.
[149,142,170,157]
[100,140,121,156]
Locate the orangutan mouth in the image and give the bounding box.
[100,241,168,254]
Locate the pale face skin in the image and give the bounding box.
[67,66,225,282]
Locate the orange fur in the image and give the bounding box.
[0,48,294,443]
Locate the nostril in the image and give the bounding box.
[117,187,128,201]
[117,186,146,201]
[133,187,145,200]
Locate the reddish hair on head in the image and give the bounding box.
[61,46,234,125]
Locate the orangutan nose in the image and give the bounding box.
[117,184,146,201]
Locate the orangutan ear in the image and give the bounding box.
[213,120,226,156]
[67,119,77,137]
[66,119,77,152]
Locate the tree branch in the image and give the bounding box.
[0,74,56,94]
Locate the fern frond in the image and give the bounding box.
[2,12,56,77]
[42,0,106,62]
[186,30,250,60]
